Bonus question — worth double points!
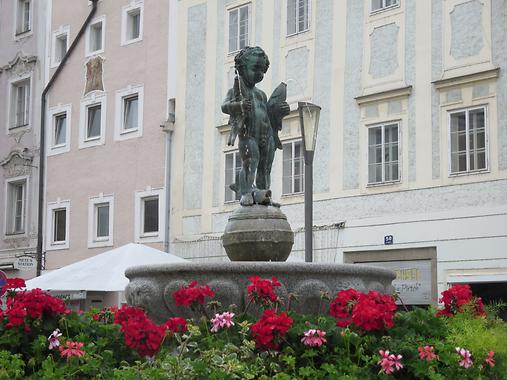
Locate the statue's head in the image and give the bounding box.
[234,46,270,86]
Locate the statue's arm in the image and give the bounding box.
[222,89,251,115]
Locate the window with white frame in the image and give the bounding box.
[51,28,69,66]
[16,0,31,35]
[86,17,105,56]
[47,200,70,250]
[135,188,164,242]
[371,0,399,12]
[122,3,143,45]
[80,93,106,148]
[282,140,304,194]
[449,107,487,174]
[225,151,241,202]
[115,85,143,140]
[228,4,250,54]
[88,195,113,247]
[10,78,30,129]
[368,122,400,184]
[5,178,27,235]
[287,0,309,36]
[48,104,71,155]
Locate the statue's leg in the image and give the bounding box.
[262,137,276,190]
[238,137,259,206]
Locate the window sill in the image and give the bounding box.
[121,37,143,47]
[86,49,105,58]
[141,232,159,238]
[281,192,304,198]
[449,169,489,177]
[88,239,113,249]
[5,231,26,237]
[286,29,310,39]
[14,30,32,40]
[47,242,69,251]
[9,124,30,131]
[366,180,402,188]
[120,128,139,135]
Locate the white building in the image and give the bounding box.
[170,0,507,306]
[0,0,48,279]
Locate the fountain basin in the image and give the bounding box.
[125,262,395,323]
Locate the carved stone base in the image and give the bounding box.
[125,262,395,323]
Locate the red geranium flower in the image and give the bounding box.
[114,305,168,358]
[163,317,188,333]
[3,288,69,329]
[59,341,85,359]
[247,276,281,305]
[172,281,215,309]
[436,284,486,317]
[4,278,26,290]
[250,309,293,350]
[329,289,396,331]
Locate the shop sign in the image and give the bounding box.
[14,256,37,271]
[367,260,432,305]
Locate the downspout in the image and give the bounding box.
[36,0,99,276]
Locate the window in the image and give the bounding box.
[287,0,309,36]
[16,0,31,35]
[228,4,250,53]
[122,3,143,45]
[47,200,70,250]
[86,17,105,56]
[48,104,71,155]
[87,104,101,139]
[123,95,138,131]
[371,0,399,12]
[142,197,159,234]
[5,178,26,235]
[134,188,164,243]
[88,195,113,247]
[115,85,143,140]
[53,209,66,243]
[10,78,30,129]
[80,92,106,148]
[54,113,67,146]
[51,27,69,66]
[368,122,400,184]
[449,107,487,174]
[225,151,241,202]
[282,141,304,194]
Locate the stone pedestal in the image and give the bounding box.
[222,205,294,261]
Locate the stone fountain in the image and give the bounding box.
[125,47,395,323]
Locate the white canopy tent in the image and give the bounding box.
[26,243,186,292]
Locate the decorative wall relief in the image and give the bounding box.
[450,0,484,59]
[285,47,309,98]
[369,23,399,79]
[0,148,34,178]
[84,56,104,95]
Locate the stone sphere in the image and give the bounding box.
[222,205,294,261]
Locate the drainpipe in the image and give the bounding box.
[162,99,175,252]
[36,0,99,276]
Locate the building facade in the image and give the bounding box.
[0,0,48,279]
[171,0,507,305]
[44,0,173,296]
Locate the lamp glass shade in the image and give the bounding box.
[298,102,321,152]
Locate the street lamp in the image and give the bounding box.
[298,101,321,263]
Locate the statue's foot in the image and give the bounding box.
[240,193,254,206]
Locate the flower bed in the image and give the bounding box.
[0,279,506,379]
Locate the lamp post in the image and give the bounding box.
[298,102,321,263]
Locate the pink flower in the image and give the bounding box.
[456,347,473,368]
[59,341,85,359]
[210,311,235,333]
[484,351,495,367]
[378,350,403,375]
[418,345,438,362]
[48,328,62,350]
[301,329,327,347]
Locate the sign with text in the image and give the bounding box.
[367,260,432,305]
[384,235,393,245]
[14,256,37,271]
